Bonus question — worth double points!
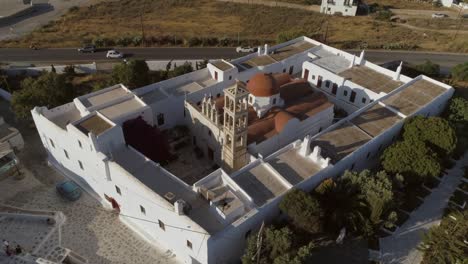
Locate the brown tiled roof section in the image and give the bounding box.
[351,104,402,137]
[280,80,314,103]
[382,79,446,116]
[211,60,233,71]
[285,93,333,121]
[75,115,112,136]
[339,66,403,94]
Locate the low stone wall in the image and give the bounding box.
[4,63,97,76]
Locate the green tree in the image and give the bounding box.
[381,140,441,184]
[402,116,457,157]
[445,97,468,124]
[414,60,440,77]
[316,170,397,237]
[11,72,75,120]
[168,62,193,78]
[451,62,468,81]
[279,188,322,233]
[111,59,150,89]
[419,209,468,264]
[241,226,314,264]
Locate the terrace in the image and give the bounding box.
[382,79,447,116]
[233,163,289,206]
[351,104,402,137]
[75,114,113,136]
[268,147,322,185]
[79,85,129,108]
[111,145,226,233]
[211,60,234,71]
[98,97,146,121]
[339,65,403,94]
[48,106,82,129]
[311,122,372,163]
[237,40,316,70]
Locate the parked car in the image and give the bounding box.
[77,45,96,53]
[106,50,124,58]
[236,46,257,53]
[432,13,448,18]
[56,180,82,201]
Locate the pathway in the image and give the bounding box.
[379,152,468,264]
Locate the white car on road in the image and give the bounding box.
[432,13,448,18]
[106,50,124,58]
[236,46,257,53]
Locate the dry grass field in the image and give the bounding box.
[364,0,447,9]
[1,0,466,52]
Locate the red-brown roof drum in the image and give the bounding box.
[247,73,280,97]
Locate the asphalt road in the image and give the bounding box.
[0,47,467,71]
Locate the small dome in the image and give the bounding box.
[247,73,280,97]
[274,111,294,132]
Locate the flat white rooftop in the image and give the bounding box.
[267,147,322,185]
[233,163,288,206]
[80,85,129,108]
[111,146,226,233]
[98,97,145,121]
[313,55,350,74]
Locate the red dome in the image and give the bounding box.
[274,111,294,132]
[247,73,280,97]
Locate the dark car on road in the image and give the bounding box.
[78,45,96,53]
[56,180,82,201]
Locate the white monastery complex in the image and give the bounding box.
[31,37,454,264]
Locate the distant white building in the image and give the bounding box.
[441,0,468,8]
[320,0,358,16]
[31,37,453,264]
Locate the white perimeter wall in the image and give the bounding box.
[31,108,211,264]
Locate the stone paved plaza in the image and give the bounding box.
[0,99,180,264]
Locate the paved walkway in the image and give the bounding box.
[379,152,468,264]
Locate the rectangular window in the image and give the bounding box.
[350,91,356,103]
[366,152,371,159]
[350,163,355,171]
[78,140,82,148]
[289,66,294,75]
[157,113,165,126]
[64,150,69,159]
[362,97,367,104]
[325,80,331,88]
[229,76,232,80]
[303,69,309,80]
[78,160,84,170]
[273,98,277,105]
[140,205,146,215]
[158,220,165,231]
[343,90,348,97]
[332,83,338,95]
[312,75,316,80]
[186,240,193,250]
[115,185,121,195]
[49,139,55,148]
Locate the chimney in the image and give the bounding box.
[310,146,322,162]
[264,44,269,55]
[359,50,365,65]
[394,61,403,81]
[349,55,356,68]
[257,46,262,55]
[299,135,311,156]
[174,200,185,215]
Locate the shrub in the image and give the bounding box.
[373,9,393,21]
[451,62,468,81]
[279,188,322,233]
[414,60,440,77]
